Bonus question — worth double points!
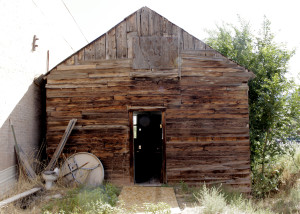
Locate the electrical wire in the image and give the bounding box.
[31,0,75,52]
[61,0,89,43]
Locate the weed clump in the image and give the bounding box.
[194,185,227,214]
[42,183,121,214]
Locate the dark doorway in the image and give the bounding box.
[133,111,163,184]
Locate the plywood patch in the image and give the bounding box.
[133,36,179,69]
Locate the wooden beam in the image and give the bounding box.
[128,111,134,182]
[45,119,77,171]
[10,123,36,180]
[0,187,42,208]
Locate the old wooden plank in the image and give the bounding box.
[181,70,223,77]
[181,49,222,58]
[116,21,127,59]
[89,72,129,78]
[181,49,218,56]
[106,28,116,59]
[180,76,250,85]
[136,9,141,36]
[74,49,84,64]
[11,124,36,180]
[194,38,206,50]
[167,112,249,119]
[130,70,179,78]
[180,89,248,96]
[95,35,106,60]
[84,43,95,61]
[45,83,107,89]
[149,9,155,35]
[47,73,89,80]
[149,10,162,36]
[162,17,172,36]
[45,119,77,171]
[133,36,179,69]
[183,31,194,50]
[166,128,249,135]
[140,7,149,36]
[47,78,107,85]
[0,187,42,208]
[56,64,96,71]
[128,110,134,182]
[56,59,132,71]
[74,125,129,131]
[181,58,239,68]
[181,66,245,73]
[126,13,137,32]
[63,56,75,65]
[154,13,162,36]
[127,32,137,59]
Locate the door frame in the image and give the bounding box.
[128,107,166,184]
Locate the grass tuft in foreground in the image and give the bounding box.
[42,183,121,214]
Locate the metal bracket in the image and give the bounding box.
[32,35,39,51]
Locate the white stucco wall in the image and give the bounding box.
[0,0,87,192]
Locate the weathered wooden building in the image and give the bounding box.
[45,7,254,192]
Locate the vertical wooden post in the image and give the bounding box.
[161,110,167,183]
[46,50,49,72]
[128,111,134,182]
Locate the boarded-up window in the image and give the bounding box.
[133,36,179,69]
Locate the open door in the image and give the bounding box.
[132,111,164,184]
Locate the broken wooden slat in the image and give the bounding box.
[10,124,37,180]
[45,119,77,171]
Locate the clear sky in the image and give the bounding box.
[38,0,300,83]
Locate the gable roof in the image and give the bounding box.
[45,7,253,78]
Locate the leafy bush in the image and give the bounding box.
[252,143,300,197]
[252,163,283,197]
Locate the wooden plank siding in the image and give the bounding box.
[45,7,253,192]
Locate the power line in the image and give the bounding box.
[31,0,75,52]
[61,0,89,44]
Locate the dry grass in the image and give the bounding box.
[0,169,72,214]
[0,146,68,214]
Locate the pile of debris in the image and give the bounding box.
[0,119,104,209]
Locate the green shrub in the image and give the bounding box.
[179,180,189,194]
[252,143,300,198]
[42,183,121,214]
[194,184,227,214]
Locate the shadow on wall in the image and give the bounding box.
[0,80,45,175]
